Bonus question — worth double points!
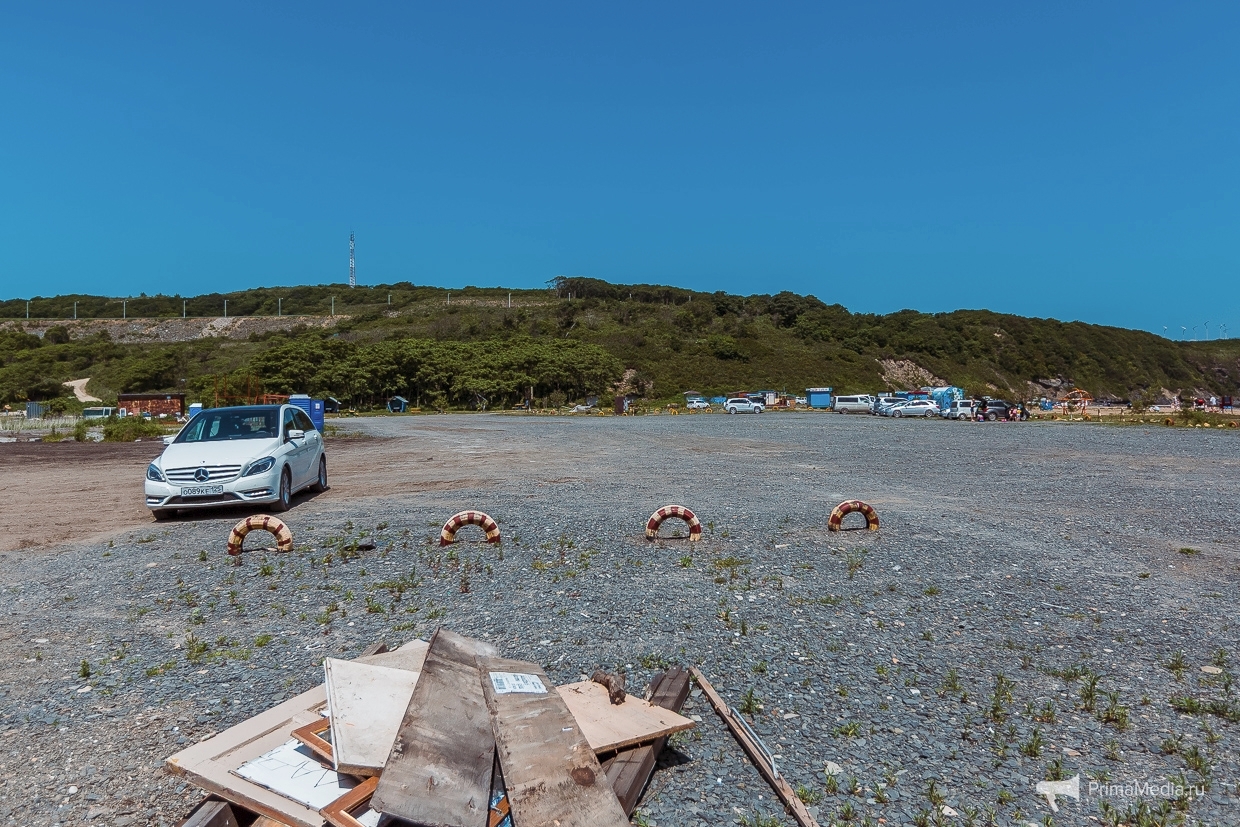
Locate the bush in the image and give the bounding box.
[73,420,89,442]
[102,416,165,442]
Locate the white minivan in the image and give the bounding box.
[833,395,874,413]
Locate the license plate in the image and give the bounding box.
[180,485,224,497]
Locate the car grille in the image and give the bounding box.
[165,493,243,505]
[165,465,243,484]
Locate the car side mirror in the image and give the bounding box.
[287,429,305,441]
[162,435,175,445]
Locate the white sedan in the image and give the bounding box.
[144,404,327,519]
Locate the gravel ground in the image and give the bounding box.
[2,413,1237,827]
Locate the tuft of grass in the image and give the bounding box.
[78,659,91,679]
[739,687,762,715]
[752,660,768,674]
[795,784,822,804]
[1020,728,1044,757]
[255,633,273,647]
[833,721,862,738]
[1178,547,1200,556]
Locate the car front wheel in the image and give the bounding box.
[310,456,328,493]
[272,467,292,512]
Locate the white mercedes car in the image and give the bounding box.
[144,404,327,520]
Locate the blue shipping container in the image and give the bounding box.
[806,387,833,408]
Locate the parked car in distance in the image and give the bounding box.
[794,396,808,406]
[942,400,976,420]
[978,399,1027,420]
[890,399,940,417]
[872,396,902,414]
[725,397,764,414]
[833,395,874,413]
[878,399,910,416]
[144,404,327,520]
[686,398,711,410]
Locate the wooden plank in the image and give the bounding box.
[689,667,820,827]
[290,718,334,765]
[165,685,329,827]
[179,799,240,827]
[370,628,498,827]
[556,679,694,752]
[320,776,379,827]
[359,640,389,658]
[602,666,692,816]
[478,656,629,827]
[324,658,420,776]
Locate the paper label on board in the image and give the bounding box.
[489,672,547,694]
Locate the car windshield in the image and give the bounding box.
[176,408,280,443]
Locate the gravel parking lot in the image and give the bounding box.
[2,413,1237,826]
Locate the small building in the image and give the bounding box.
[387,396,409,413]
[118,393,186,418]
[25,401,48,419]
[806,387,833,409]
[81,406,116,420]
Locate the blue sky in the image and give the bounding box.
[1,3,1237,336]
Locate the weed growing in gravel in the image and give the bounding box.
[1079,673,1101,712]
[1178,547,1200,556]
[738,687,762,714]
[824,774,840,795]
[145,660,176,677]
[939,668,962,695]
[795,784,821,804]
[185,632,209,663]
[1045,757,1066,781]
[833,721,862,738]
[837,801,857,821]
[1033,700,1056,723]
[1099,691,1130,729]
[987,674,1015,722]
[1020,728,1043,757]
[1164,650,1189,678]
[1183,745,1210,778]
[1104,739,1121,760]
[78,659,90,679]
[678,555,692,568]
[752,660,767,674]
[844,548,868,579]
[923,585,941,596]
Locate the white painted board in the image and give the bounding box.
[324,658,421,776]
[233,739,359,810]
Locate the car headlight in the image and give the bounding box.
[146,463,165,482]
[243,457,276,477]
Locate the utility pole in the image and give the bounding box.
[74,301,77,320]
[224,299,228,319]
[508,292,511,309]
[278,297,282,317]
[331,296,335,316]
[447,292,450,306]
[123,300,127,319]
[26,300,29,319]
[182,300,186,318]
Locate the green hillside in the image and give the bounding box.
[2,277,1238,409]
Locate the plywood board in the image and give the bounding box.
[165,685,329,827]
[479,656,628,827]
[357,638,428,672]
[600,666,692,815]
[557,679,694,753]
[370,628,498,827]
[324,658,420,776]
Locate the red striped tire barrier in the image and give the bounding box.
[440,510,501,546]
[645,505,702,541]
[227,514,294,555]
[827,500,879,532]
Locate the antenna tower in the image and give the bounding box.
[348,232,356,288]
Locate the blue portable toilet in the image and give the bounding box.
[188,402,204,419]
[806,387,833,409]
[387,396,409,413]
[289,394,326,431]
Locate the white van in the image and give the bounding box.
[833,395,874,413]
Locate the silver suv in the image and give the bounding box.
[725,398,764,414]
